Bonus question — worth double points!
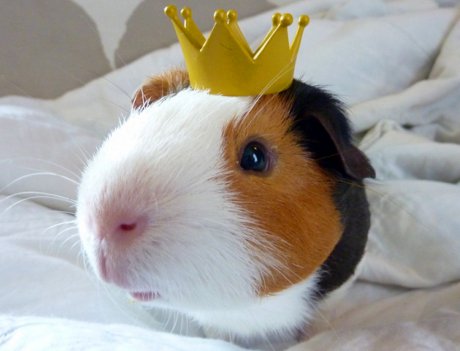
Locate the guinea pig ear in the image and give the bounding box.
[132,69,190,110]
[287,81,375,180]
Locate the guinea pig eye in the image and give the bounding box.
[240,141,270,172]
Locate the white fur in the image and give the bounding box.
[77,88,318,340]
[190,273,319,339]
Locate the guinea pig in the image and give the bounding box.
[76,68,375,344]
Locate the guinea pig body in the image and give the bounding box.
[77,70,374,342]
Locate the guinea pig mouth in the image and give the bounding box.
[129,291,161,301]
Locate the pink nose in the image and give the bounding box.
[90,214,149,285]
[113,216,148,237]
[93,213,149,245]
[119,222,137,232]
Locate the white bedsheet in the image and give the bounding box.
[1,0,460,350]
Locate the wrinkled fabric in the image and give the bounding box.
[1,0,459,350]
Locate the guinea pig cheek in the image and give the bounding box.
[222,97,343,296]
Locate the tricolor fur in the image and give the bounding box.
[77,69,374,342]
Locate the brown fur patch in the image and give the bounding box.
[132,69,189,109]
[222,95,342,296]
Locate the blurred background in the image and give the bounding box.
[0,0,294,99]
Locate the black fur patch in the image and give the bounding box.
[317,180,371,296]
[281,80,374,297]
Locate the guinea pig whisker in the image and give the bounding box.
[99,97,129,115]
[100,75,133,102]
[70,237,82,252]
[41,219,77,234]
[179,314,186,337]
[36,229,78,259]
[263,261,298,288]
[302,145,437,239]
[0,157,83,181]
[63,231,79,244]
[0,172,79,194]
[56,231,80,253]
[171,310,181,334]
[51,59,132,113]
[244,93,266,122]
[336,177,440,247]
[0,193,77,217]
[0,191,76,206]
[242,61,292,127]
[71,144,93,171]
[85,40,136,100]
[164,309,176,333]
[45,225,78,247]
[2,76,31,96]
[56,209,77,215]
[79,249,93,279]
[96,281,132,321]
[244,95,279,132]
[259,61,294,99]
[259,330,277,351]
[244,90,275,129]
[52,226,78,243]
[311,307,340,344]
[138,88,149,111]
[366,179,440,236]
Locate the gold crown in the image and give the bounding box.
[164,5,309,96]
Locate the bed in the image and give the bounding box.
[1,0,460,350]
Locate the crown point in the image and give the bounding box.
[227,9,238,23]
[180,7,192,19]
[280,14,293,27]
[272,13,281,26]
[214,9,226,23]
[298,15,310,27]
[164,5,178,18]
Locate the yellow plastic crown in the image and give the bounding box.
[165,5,309,96]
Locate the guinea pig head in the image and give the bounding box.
[76,69,374,316]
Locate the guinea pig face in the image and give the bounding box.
[76,72,343,313]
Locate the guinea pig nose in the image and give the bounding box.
[119,222,137,232]
[114,215,148,237]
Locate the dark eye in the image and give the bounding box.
[240,141,269,172]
